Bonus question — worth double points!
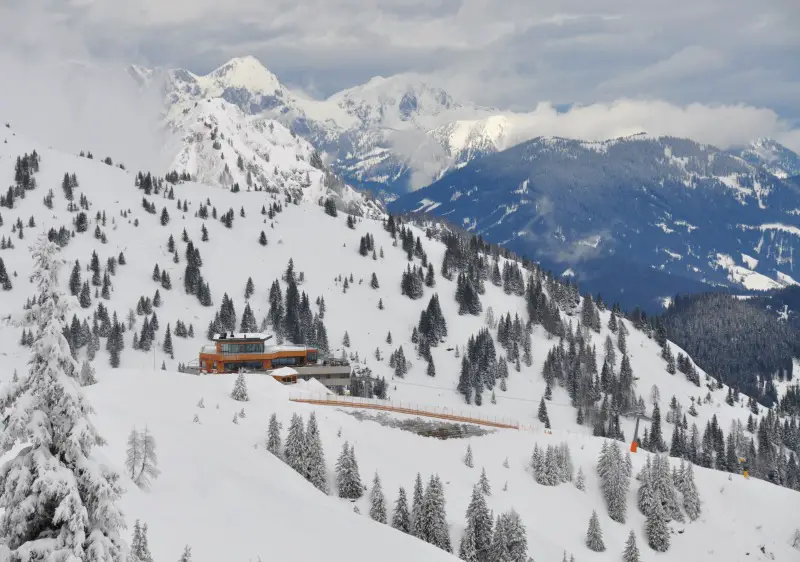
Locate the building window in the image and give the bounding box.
[221,343,265,354]
[307,351,318,363]
[271,356,297,367]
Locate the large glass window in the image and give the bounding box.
[221,343,265,354]
[307,351,318,363]
[271,356,297,367]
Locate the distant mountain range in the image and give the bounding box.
[388,135,800,310]
[126,56,800,308]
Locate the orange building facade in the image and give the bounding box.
[199,333,319,375]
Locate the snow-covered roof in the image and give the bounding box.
[264,344,312,353]
[213,332,271,341]
[269,366,298,377]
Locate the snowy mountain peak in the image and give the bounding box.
[206,55,283,95]
[731,137,800,179]
[328,74,470,129]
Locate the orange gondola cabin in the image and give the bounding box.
[199,332,318,378]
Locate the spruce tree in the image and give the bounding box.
[622,529,641,562]
[369,472,388,523]
[465,485,493,561]
[163,323,174,358]
[305,412,328,493]
[645,495,670,552]
[335,442,363,499]
[459,522,479,562]
[411,472,425,538]
[464,444,474,468]
[284,413,308,476]
[267,413,282,457]
[585,510,606,552]
[391,487,411,533]
[231,373,249,401]
[538,397,551,428]
[420,474,451,552]
[0,235,126,560]
[478,467,492,496]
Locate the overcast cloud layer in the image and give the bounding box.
[1,0,799,157]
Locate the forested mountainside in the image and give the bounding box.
[660,293,800,404]
[388,135,800,311]
[1,123,800,562]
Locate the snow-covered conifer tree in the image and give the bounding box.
[622,529,640,562]
[681,462,701,520]
[178,544,192,561]
[391,487,411,533]
[488,515,510,562]
[411,472,425,538]
[369,472,388,523]
[305,412,328,493]
[335,442,363,499]
[478,467,492,495]
[585,510,606,552]
[266,413,282,457]
[459,522,479,562]
[464,444,474,468]
[284,413,307,476]
[465,485,492,561]
[81,358,97,386]
[0,235,126,560]
[646,495,670,552]
[502,510,529,562]
[575,467,586,491]
[230,372,249,401]
[420,474,451,552]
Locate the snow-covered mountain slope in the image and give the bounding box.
[152,57,503,196]
[162,96,380,216]
[389,134,800,310]
[71,370,800,562]
[731,138,800,179]
[0,128,799,561]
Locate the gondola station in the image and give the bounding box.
[193,332,352,390]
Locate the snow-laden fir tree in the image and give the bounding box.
[129,520,153,562]
[80,358,97,386]
[622,529,640,562]
[585,510,606,552]
[501,510,529,562]
[284,413,307,476]
[597,440,630,523]
[419,474,451,552]
[575,467,586,491]
[459,521,479,562]
[266,413,282,457]
[177,544,192,561]
[305,412,328,493]
[681,461,701,520]
[0,235,126,561]
[538,397,551,428]
[411,472,425,538]
[230,372,249,401]
[464,444,474,468]
[391,487,411,533]
[646,493,670,551]
[465,485,493,561]
[478,467,492,495]
[335,442,363,499]
[488,515,511,562]
[369,472,387,523]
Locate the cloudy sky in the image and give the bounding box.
[1,0,799,154]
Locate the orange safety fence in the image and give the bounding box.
[288,394,521,430]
